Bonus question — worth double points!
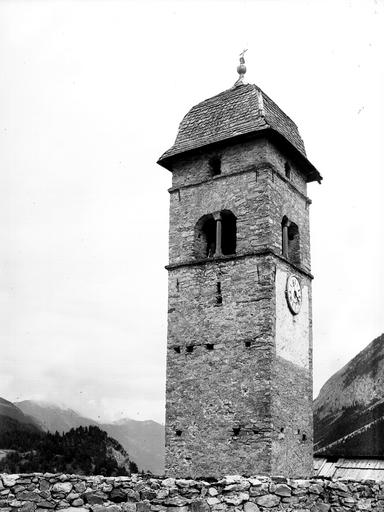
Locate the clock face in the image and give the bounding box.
[286,274,302,315]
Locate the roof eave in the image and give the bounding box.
[268,129,323,183]
[157,128,322,183]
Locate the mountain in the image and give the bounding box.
[15,400,165,474]
[314,333,384,457]
[0,397,41,434]
[100,419,165,476]
[15,400,98,433]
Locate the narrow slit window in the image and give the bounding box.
[216,282,222,305]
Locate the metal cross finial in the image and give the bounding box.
[239,48,248,61]
[234,49,248,87]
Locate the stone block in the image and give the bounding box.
[9,500,23,508]
[92,506,121,512]
[309,504,330,512]
[223,493,249,506]
[248,479,261,487]
[255,494,280,508]
[52,483,73,494]
[308,484,323,495]
[162,479,176,488]
[37,501,55,509]
[141,490,157,501]
[16,491,41,502]
[71,498,84,506]
[243,501,260,512]
[136,501,152,512]
[121,503,137,512]
[56,509,88,512]
[190,499,210,512]
[39,481,50,492]
[274,484,291,497]
[20,504,37,512]
[110,488,128,503]
[356,499,372,511]
[2,476,19,488]
[73,482,86,494]
[83,491,107,505]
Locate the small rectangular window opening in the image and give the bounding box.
[209,156,221,177]
[175,430,182,437]
[285,162,291,180]
[244,341,252,348]
[232,427,241,436]
[302,434,307,441]
[216,282,222,305]
[173,346,181,354]
[186,345,194,353]
[206,343,214,351]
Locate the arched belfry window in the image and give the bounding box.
[194,214,216,258]
[282,216,300,265]
[195,210,236,259]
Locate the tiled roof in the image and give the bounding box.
[159,83,307,161]
[158,82,322,182]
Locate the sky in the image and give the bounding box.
[0,0,383,425]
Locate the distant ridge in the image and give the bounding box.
[15,400,165,474]
[15,400,98,433]
[100,418,164,476]
[314,333,384,457]
[0,397,41,433]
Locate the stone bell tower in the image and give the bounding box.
[157,57,322,478]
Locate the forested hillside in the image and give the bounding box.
[0,424,138,475]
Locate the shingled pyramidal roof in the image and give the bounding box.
[158,83,322,183]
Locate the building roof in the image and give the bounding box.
[314,457,384,482]
[158,83,322,183]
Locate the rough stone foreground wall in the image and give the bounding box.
[0,473,383,512]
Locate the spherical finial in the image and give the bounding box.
[237,61,247,75]
[234,49,247,87]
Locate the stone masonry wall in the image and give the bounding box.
[166,255,276,478]
[271,263,313,476]
[166,136,314,478]
[0,473,383,512]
